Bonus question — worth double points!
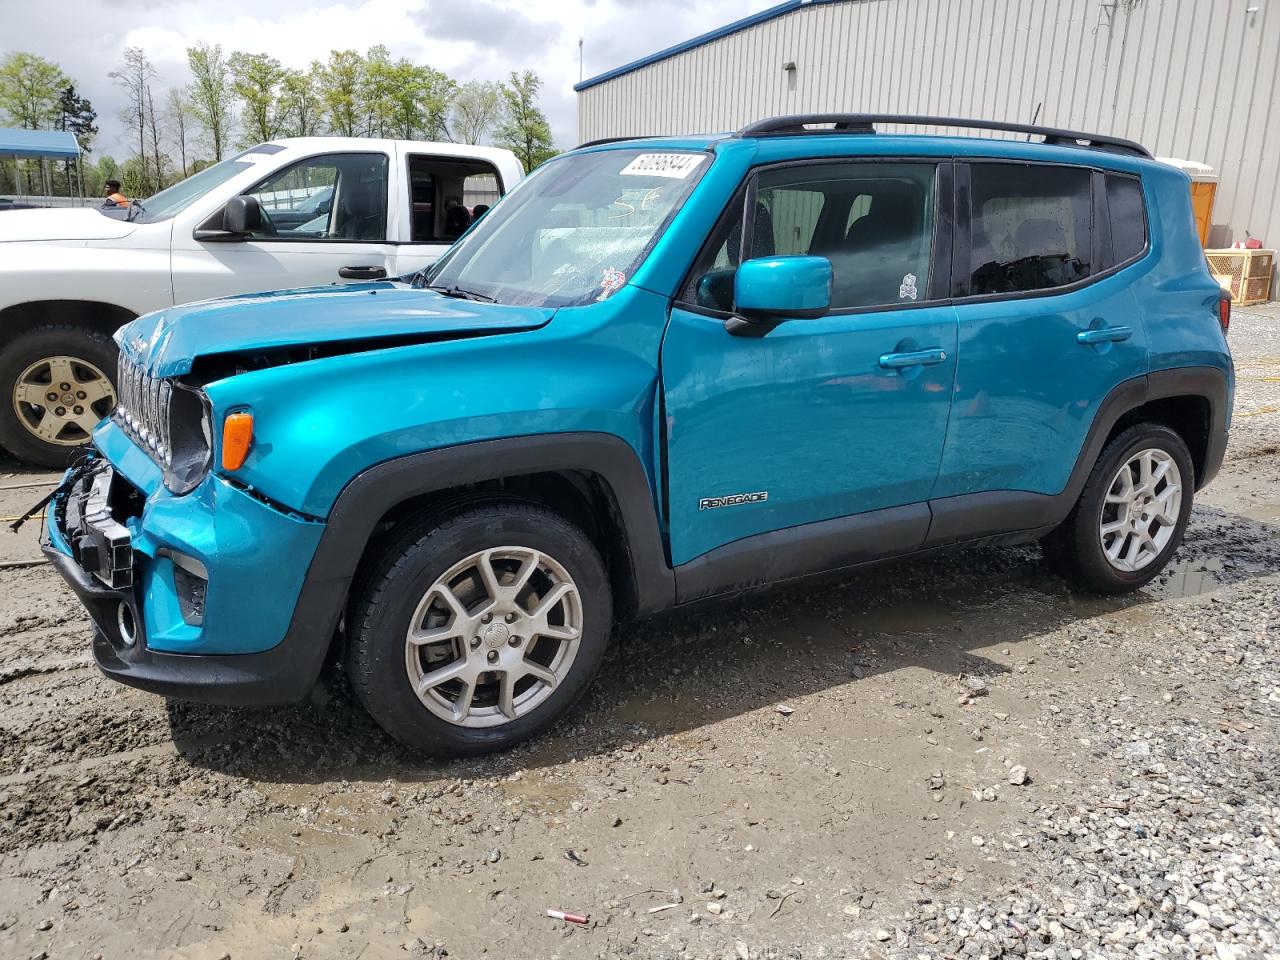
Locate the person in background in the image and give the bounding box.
[102,180,128,208]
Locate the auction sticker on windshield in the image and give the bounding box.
[619,153,705,179]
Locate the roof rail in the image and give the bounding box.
[736,114,1151,158]
[576,135,644,149]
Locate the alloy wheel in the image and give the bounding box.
[404,546,583,728]
[1099,447,1182,572]
[12,355,116,447]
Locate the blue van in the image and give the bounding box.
[41,114,1233,755]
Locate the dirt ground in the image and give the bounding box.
[1,308,1278,960]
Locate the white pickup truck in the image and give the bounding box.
[0,137,523,465]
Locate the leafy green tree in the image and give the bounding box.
[451,81,503,145]
[279,65,324,138]
[56,84,96,195]
[361,47,454,141]
[318,49,363,137]
[0,52,68,128]
[187,43,234,160]
[229,51,285,145]
[495,71,556,171]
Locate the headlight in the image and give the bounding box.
[165,385,212,494]
[114,355,211,495]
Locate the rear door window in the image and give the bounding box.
[967,163,1092,295]
[406,156,503,243]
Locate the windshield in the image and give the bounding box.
[424,148,709,307]
[101,143,286,223]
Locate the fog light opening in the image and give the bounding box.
[116,602,137,647]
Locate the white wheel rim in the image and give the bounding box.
[404,546,583,729]
[1099,447,1182,573]
[12,354,116,447]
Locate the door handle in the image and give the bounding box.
[879,348,948,369]
[338,265,388,280]
[1076,325,1132,345]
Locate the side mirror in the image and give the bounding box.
[223,194,262,235]
[727,255,832,336]
[193,194,263,242]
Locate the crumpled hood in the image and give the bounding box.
[0,207,137,242]
[119,281,555,377]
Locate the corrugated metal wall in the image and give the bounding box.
[579,0,1280,292]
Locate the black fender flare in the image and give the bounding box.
[308,432,674,614]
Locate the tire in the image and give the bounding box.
[347,501,613,756]
[0,324,119,468]
[1043,423,1194,594]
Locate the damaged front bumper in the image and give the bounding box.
[42,425,340,705]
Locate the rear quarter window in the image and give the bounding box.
[1107,174,1148,265]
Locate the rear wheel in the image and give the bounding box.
[347,501,613,756]
[1044,423,1194,593]
[0,325,118,467]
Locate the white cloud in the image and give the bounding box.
[1,0,776,158]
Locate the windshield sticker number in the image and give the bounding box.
[619,153,705,179]
[597,267,627,301]
[236,153,276,164]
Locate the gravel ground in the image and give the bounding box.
[0,306,1277,960]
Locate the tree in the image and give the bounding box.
[360,46,455,141]
[56,84,96,195]
[187,43,234,160]
[0,52,68,129]
[495,71,556,171]
[450,81,503,145]
[109,47,155,194]
[145,85,168,192]
[279,66,323,138]
[317,49,363,137]
[229,51,285,145]
[166,89,191,179]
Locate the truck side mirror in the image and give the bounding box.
[222,195,262,235]
[194,194,263,242]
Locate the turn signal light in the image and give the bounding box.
[221,412,254,471]
[1218,292,1232,334]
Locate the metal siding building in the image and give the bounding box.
[577,0,1280,291]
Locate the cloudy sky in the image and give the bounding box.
[2,0,777,159]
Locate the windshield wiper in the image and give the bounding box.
[423,283,495,303]
[126,199,147,222]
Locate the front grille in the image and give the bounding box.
[114,353,173,469]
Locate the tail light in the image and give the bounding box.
[1218,291,1232,334]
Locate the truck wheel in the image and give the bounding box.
[0,325,118,468]
[347,501,613,756]
[1043,423,1194,594]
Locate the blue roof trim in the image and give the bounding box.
[0,128,81,159]
[575,0,843,92]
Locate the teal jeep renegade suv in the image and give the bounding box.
[42,115,1233,755]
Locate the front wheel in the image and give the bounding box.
[347,501,613,756]
[1044,423,1194,593]
[0,324,118,467]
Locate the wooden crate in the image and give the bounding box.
[1205,248,1274,306]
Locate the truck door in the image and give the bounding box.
[171,151,397,302]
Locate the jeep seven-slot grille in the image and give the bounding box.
[114,354,172,468]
